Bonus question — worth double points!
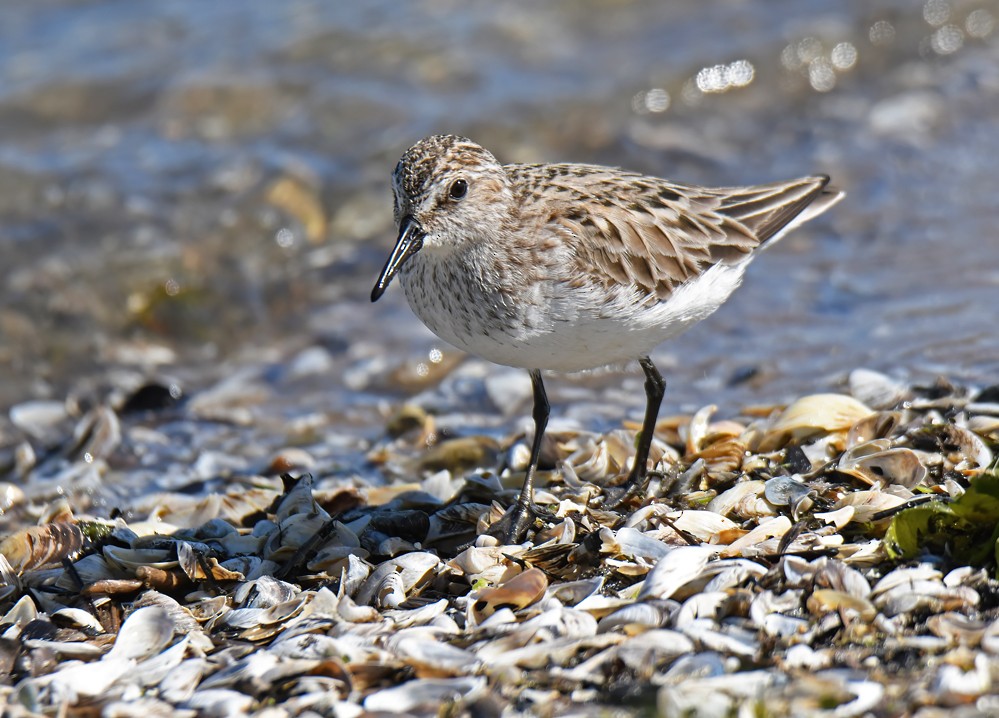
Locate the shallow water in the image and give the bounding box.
[1,1,998,500]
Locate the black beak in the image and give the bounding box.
[371,216,426,302]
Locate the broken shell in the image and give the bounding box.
[758,394,874,451]
[597,602,672,633]
[849,368,907,410]
[637,546,717,601]
[354,552,440,606]
[707,480,776,520]
[836,441,928,488]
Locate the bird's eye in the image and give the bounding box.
[448,179,468,200]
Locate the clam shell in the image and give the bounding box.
[637,546,716,601]
[757,394,874,451]
[107,606,177,661]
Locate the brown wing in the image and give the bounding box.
[509,163,836,301]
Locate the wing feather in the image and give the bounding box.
[507,163,837,301]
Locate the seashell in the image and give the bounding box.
[547,576,604,606]
[926,612,986,646]
[614,629,695,672]
[447,546,506,578]
[306,544,369,574]
[637,545,716,601]
[675,590,732,625]
[331,552,370,598]
[131,636,191,688]
[966,414,999,440]
[103,545,177,573]
[597,602,672,633]
[354,552,440,606]
[982,620,999,655]
[133,591,201,634]
[337,594,380,623]
[873,576,979,617]
[911,422,993,473]
[763,474,814,518]
[701,560,768,593]
[831,489,911,524]
[273,473,325,522]
[657,653,729,697]
[685,404,718,455]
[814,505,855,530]
[31,656,134,702]
[780,644,831,670]
[270,632,352,661]
[0,481,26,511]
[264,512,331,561]
[931,653,991,705]
[107,606,177,661]
[812,558,871,598]
[806,589,876,621]
[718,516,792,558]
[849,369,907,410]
[601,527,672,562]
[371,570,406,610]
[182,688,255,716]
[67,405,121,463]
[694,437,746,482]
[533,517,575,544]
[763,612,810,639]
[707,480,776,520]
[51,607,105,635]
[0,521,86,573]
[232,575,300,608]
[835,441,927,488]
[2,594,40,628]
[217,556,267,580]
[390,634,480,676]
[470,568,548,623]
[943,565,988,588]
[385,598,451,629]
[176,542,242,582]
[157,657,209,704]
[9,400,70,443]
[362,676,487,714]
[757,394,874,452]
[517,605,599,642]
[668,510,739,543]
[847,411,901,446]
[563,434,619,481]
[871,564,943,597]
[678,619,758,657]
[20,639,104,661]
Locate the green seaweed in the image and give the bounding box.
[883,472,999,572]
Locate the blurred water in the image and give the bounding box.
[1,0,998,453]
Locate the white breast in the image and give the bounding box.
[400,250,749,373]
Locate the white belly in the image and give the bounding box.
[400,255,749,372]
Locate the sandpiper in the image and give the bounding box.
[371,134,843,541]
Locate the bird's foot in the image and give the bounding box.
[489,499,553,544]
[601,470,653,511]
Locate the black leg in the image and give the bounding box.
[623,356,666,495]
[505,369,549,542]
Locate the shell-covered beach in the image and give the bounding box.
[2,1,999,715]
